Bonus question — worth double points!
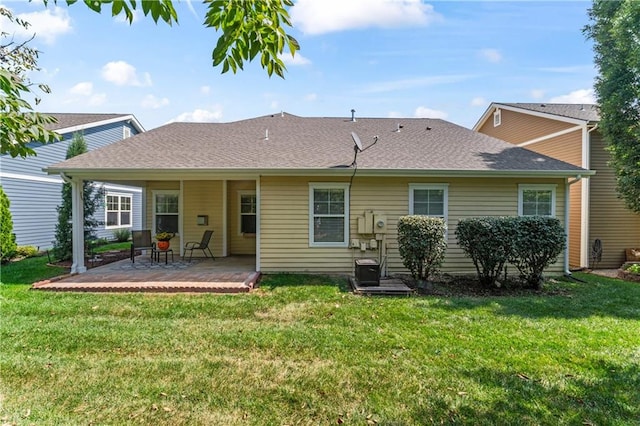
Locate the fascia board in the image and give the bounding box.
[56,114,146,135]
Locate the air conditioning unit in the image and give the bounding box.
[355,258,380,286]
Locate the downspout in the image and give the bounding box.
[565,175,582,276]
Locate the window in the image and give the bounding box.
[105,193,132,228]
[153,191,179,234]
[239,191,256,234]
[493,109,501,127]
[123,126,132,139]
[409,184,448,220]
[309,183,349,247]
[518,184,556,217]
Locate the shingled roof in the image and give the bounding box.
[46,113,588,177]
[43,113,144,133]
[497,103,600,122]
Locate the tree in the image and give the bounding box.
[585,1,640,213]
[1,0,299,158]
[0,186,17,263]
[1,7,61,158]
[52,133,104,261]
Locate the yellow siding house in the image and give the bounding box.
[47,113,590,276]
[475,103,640,269]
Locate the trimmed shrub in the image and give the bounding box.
[509,216,566,289]
[16,245,39,258]
[112,228,131,242]
[456,217,515,288]
[0,186,17,263]
[397,215,447,281]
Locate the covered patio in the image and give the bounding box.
[32,255,260,293]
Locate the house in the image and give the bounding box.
[44,112,591,275]
[474,103,640,269]
[1,113,145,250]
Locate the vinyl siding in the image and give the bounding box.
[589,131,640,267]
[182,181,223,259]
[478,109,576,144]
[1,121,142,249]
[260,176,566,275]
[227,180,257,255]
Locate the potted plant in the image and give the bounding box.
[155,232,174,251]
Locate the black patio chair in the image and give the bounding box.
[130,230,155,263]
[183,230,215,262]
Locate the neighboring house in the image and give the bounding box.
[1,113,145,250]
[474,103,640,269]
[45,112,590,275]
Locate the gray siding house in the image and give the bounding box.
[0,113,145,250]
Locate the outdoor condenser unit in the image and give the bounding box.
[355,258,380,286]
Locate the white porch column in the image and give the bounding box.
[70,177,86,274]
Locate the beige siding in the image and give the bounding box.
[589,132,640,268]
[260,176,566,276]
[182,181,224,259]
[479,109,576,144]
[227,180,257,255]
[512,130,583,268]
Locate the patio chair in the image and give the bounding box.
[183,230,215,262]
[130,230,155,263]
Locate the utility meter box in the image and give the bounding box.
[355,258,380,286]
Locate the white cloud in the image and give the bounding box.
[69,82,93,96]
[470,97,487,107]
[360,74,472,94]
[291,0,441,35]
[478,48,502,63]
[141,94,170,109]
[270,100,280,110]
[280,53,312,66]
[414,106,448,119]
[101,61,152,87]
[200,85,211,95]
[387,111,403,118]
[304,93,317,101]
[170,107,223,123]
[549,88,596,104]
[530,89,545,100]
[9,6,72,44]
[88,93,107,106]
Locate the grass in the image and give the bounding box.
[1,271,639,425]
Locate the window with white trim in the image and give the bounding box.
[239,191,256,234]
[309,183,349,247]
[105,193,132,228]
[518,184,556,217]
[123,126,132,139]
[409,184,448,220]
[493,109,501,127]
[153,191,179,234]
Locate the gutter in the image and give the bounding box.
[564,175,583,276]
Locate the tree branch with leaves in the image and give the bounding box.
[1,0,299,158]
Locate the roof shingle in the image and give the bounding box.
[47,113,587,175]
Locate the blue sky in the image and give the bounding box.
[3,0,596,130]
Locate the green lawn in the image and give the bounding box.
[1,271,639,425]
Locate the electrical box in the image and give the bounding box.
[373,214,387,233]
[357,216,367,234]
[364,211,374,234]
[355,258,380,286]
[369,239,378,249]
[351,239,360,248]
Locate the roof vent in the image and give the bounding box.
[580,104,585,111]
[265,129,269,140]
[540,104,546,107]
[395,123,403,132]
[351,109,356,122]
[281,111,284,117]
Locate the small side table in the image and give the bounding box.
[154,248,174,265]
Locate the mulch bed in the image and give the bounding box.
[50,249,132,269]
[397,274,573,298]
